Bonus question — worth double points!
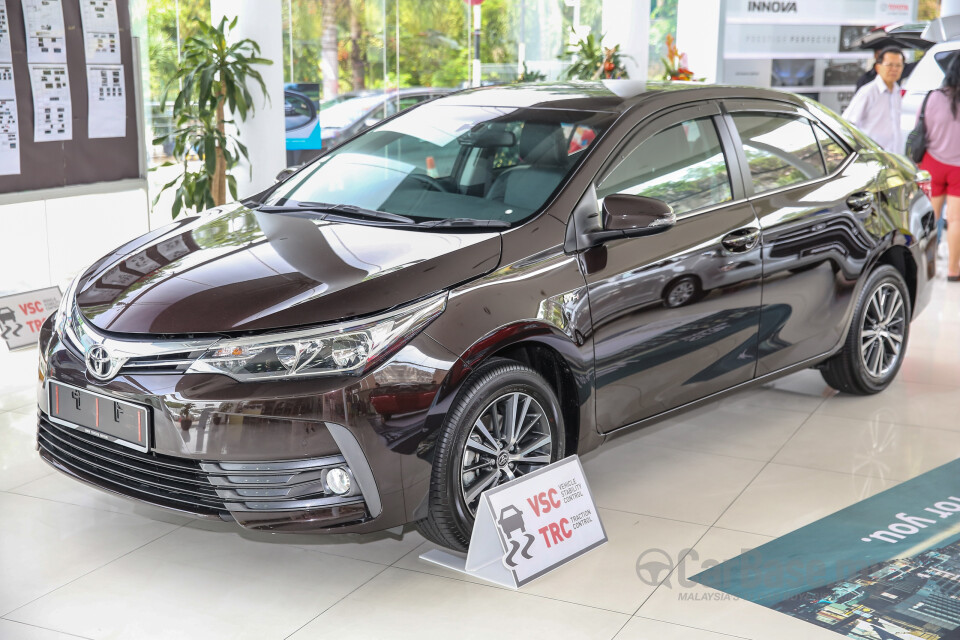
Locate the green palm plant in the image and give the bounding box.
[155,16,272,216]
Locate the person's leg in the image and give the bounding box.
[946,195,960,278]
[932,194,945,222]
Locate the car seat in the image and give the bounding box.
[485,122,569,212]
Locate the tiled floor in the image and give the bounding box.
[1,272,958,640]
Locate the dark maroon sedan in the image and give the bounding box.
[36,82,936,551]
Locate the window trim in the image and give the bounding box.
[812,122,852,175]
[591,102,746,220]
[719,102,857,200]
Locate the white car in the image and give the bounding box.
[901,17,960,139]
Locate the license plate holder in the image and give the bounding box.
[48,381,150,453]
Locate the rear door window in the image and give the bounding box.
[731,113,826,195]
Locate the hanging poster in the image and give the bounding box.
[0,3,12,63]
[0,63,19,175]
[79,0,120,64]
[86,64,124,138]
[29,63,71,141]
[21,0,67,64]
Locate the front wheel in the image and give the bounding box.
[820,265,911,395]
[415,359,565,551]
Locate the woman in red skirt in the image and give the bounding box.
[919,55,960,281]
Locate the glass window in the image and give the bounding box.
[597,117,732,215]
[267,104,616,226]
[814,125,850,173]
[733,113,826,195]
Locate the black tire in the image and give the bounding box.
[820,265,911,395]
[415,358,566,551]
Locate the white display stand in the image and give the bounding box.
[420,455,607,589]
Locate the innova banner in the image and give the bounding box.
[693,458,960,639]
[725,0,914,25]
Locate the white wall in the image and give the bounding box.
[602,0,651,81]
[0,183,150,297]
[677,0,723,84]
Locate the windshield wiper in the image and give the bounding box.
[257,202,415,224]
[419,218,511,229]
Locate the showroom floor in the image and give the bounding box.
[1,271,958,640]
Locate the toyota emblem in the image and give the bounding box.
[85,345,113,380]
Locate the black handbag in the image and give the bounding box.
[906,91,934,163]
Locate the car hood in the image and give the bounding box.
[76,206,502,334]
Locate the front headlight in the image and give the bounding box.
[186,292,447,381]
[54,273,82,338]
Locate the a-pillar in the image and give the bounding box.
[210,0,285,198]
[601,0,650,81]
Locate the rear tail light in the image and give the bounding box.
[916,170,933,201]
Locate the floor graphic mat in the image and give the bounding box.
[692,459,960,639]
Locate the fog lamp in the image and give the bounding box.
[325,467,352,495]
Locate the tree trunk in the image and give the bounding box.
[213,84,227,206]
[321,0,339,99]
[349,0,365,90]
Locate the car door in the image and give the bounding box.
[582,102,764,434]
[721,100,883,376]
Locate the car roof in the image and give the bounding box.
[431,81,809,115]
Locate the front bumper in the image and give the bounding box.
[35,314,460,533]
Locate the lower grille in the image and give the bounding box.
[38,413,367,517]
[38,414,226,516]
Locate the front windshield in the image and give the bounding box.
[316,95,385,128]
[268,102,616,226]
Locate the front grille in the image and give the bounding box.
[38,414,367,517]
[117,351,202,375]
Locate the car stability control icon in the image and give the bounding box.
[497,505,535,568]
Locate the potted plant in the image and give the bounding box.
[154,17,272,218]
[562,32,630,81]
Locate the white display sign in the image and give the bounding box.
[0,287,61,350]
[21,0,67,64]
[725,0,915,25]
[0,64,19,175]
[29,63,71,141]
[421,455,607,589]
[725,24,849,58]
[86,64,125,138]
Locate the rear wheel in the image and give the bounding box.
[415,359,565,551]
[820,265,911,395]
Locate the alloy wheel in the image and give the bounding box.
[459,391,553,516]
[859,283,906,379]
[667,279,696,307]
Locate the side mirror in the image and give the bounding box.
[589,195,675,245]
[275,167,298,183]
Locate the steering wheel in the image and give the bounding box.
[407,173,450,193]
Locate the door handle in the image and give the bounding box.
[846,192,874,213]
[721,227,760,253]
